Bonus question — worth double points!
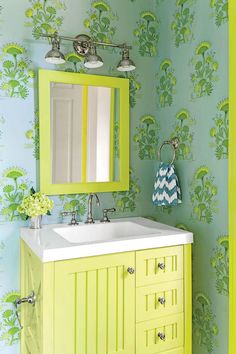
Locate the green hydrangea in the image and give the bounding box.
[18,192,54,217]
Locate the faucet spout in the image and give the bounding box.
[94,193,100,206]
[85,193,100,224]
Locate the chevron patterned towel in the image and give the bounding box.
[152,162,182,206]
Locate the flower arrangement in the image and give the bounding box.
[18,189,54,218]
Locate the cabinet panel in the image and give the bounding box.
[20,244,42,354]
[136,246,183,287]
[20,241,54,354]
[136,313,184,354]
[54,252,135,354]
[136,280,183,322]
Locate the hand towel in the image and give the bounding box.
[152,162,182,206]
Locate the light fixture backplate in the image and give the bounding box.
[73,34,91,56]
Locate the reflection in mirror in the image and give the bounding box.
[51,82,83,184]
[50,82,119,184]
[87,86,111,182]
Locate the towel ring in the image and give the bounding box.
[158,137,179,164]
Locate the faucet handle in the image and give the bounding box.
[61,210,79,226]
[100,208,116,223]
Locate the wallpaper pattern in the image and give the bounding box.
[156,1,229,354]
[0,1,228,354]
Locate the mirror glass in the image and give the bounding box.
[50,82,120,184]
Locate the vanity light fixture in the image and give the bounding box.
[39,32,136,72]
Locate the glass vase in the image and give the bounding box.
[30,215,42,229]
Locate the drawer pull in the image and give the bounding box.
[127,267,135,274]
[158,332,166,341]
[158,262,165,270]
[158,297,166,305]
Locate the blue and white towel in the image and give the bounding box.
[152,162,182,206]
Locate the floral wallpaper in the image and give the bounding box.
[156,58,177,107]
[156,1,228,354]
[190,41,219,98]
[25,0,66,39]
[171,0,195,47]
[0,43,34,99]
[0,1,229,354]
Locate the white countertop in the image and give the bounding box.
[20,217,193,262]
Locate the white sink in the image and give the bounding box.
[20,217,193,262]
[53,221,159,244]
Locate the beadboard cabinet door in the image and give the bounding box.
[54,252,135,354]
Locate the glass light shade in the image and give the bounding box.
[117,58,136,72]
[45,49,66,64]
[84,46,103,69]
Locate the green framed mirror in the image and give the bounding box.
[39,69,129,195]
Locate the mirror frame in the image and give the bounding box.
[39,69,129,195]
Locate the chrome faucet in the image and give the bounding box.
[85,193,100,224]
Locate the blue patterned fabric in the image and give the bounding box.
[152,162,182,206]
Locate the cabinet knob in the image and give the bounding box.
[127,267,135,274]
[158,262,165,270]
[158,332,166,341]
[158,297,166,305]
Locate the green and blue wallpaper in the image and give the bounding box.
[156,1,228,354]
[0,1,228,354]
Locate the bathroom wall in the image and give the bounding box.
[0,1,229,354]
[0,0,159,352]
[154,1,228,354]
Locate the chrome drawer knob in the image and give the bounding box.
[158,332,166,341]
[127,267,135,274]
[158,262,165,270]
[158,297,166,305]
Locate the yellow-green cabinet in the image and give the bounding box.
[20,242,192,354]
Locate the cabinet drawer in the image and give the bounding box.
[136,280,183,322]
[136,246,183,286]
[136,313,184,354]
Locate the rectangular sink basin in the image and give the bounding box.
[53,221,159,244]
[20,217,193,262]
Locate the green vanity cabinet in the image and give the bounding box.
[20,241,192,354]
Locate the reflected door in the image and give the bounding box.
[87,86,112,182]
[51,83,83,183]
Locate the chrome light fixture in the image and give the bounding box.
[117,47,136,72]
[38,32,136,71]
[45,35,66,65]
